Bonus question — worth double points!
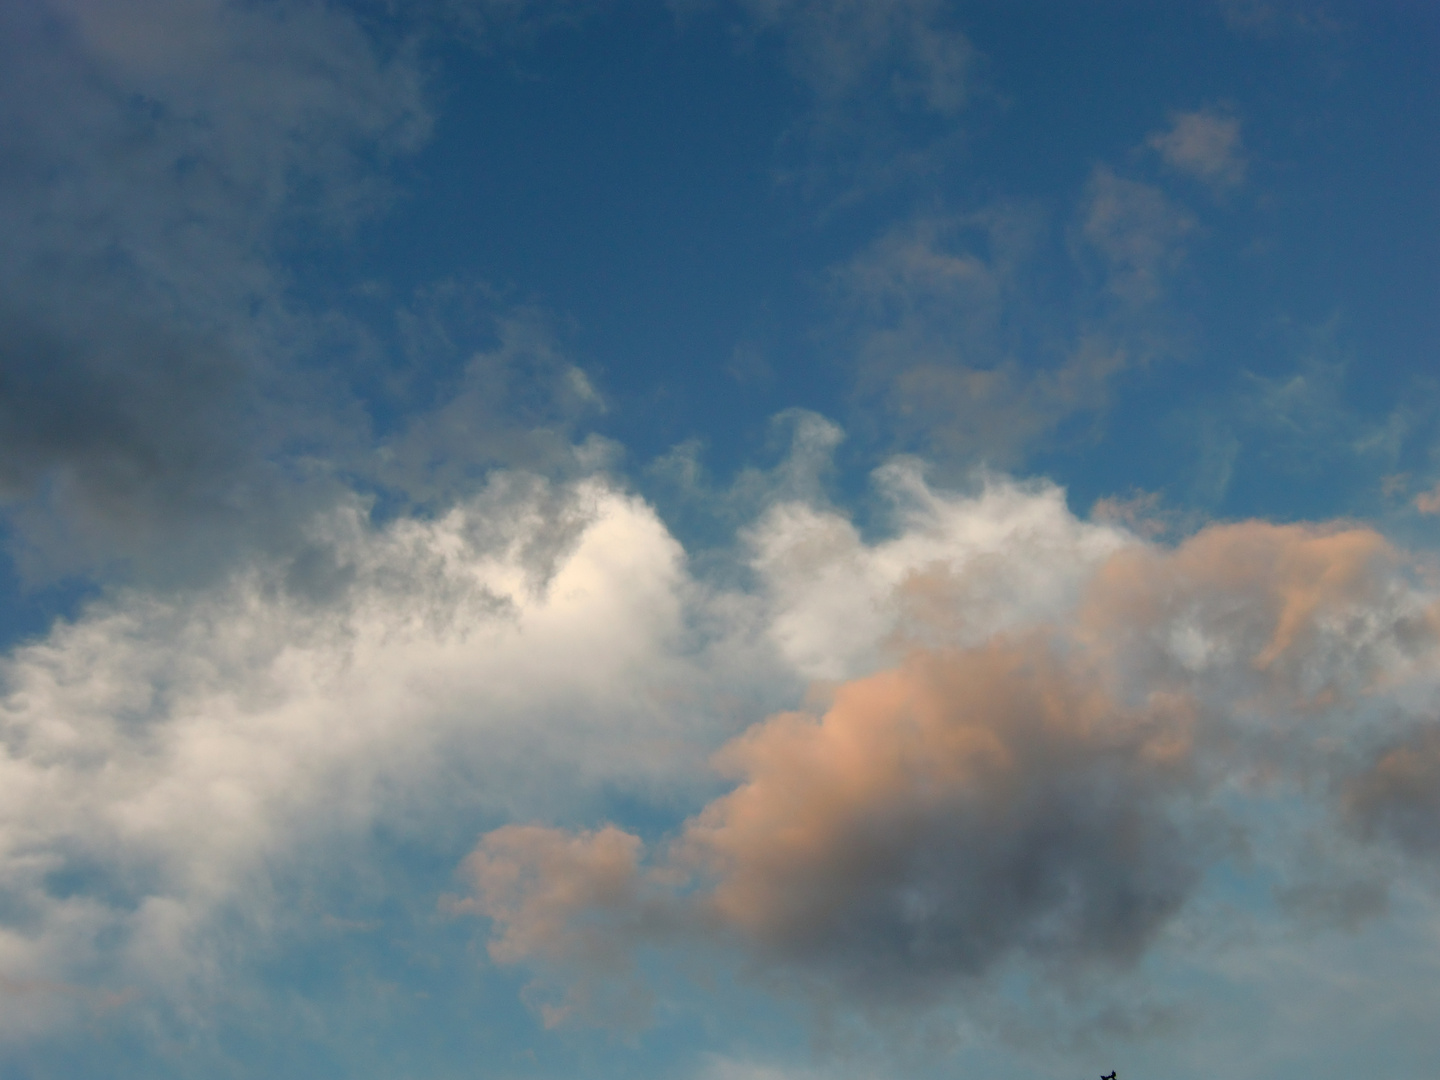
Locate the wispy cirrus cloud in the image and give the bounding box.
[735,0,972,117]
[696,0,977,196]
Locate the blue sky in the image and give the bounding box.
[0,2,1438,1078]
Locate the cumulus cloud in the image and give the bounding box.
[0,469,789,1040]
[1148,109,1246,190]
[4,437,1439,1054]
[455,472,1440,1024]
[677,640,1203,986]
[746,461,1127,680]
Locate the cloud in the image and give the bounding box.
[456,475,1440,1024]
[458,636,1204,1013]
[0,0,429,580]
[0,469,785,1041]
[1344,724,1440,858]
[1415,484,1440,515]
[4,435,1439,1056]
[1217,0,1341,37]
[736,0,972,116]
[837,210,1129,470]
[695,1054,834,1080]
[708,0,975,197]
[1080,166,1196,304]
[1148,109,1247,190]
[373,285,608,508]
[677,640,1204,987]
[746,462,1128,681]
[839,214,1011,332]
[1178,336,1423,513]
[451,823,678,1029]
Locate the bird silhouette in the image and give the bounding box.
[1101,1073,1117,1080]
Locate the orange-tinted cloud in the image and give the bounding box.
[456,633,1207,1008]
[451,824,674,1028]
[1415,484,1440,515]
[1079,520,1432,698]
[455,512,1440,1019]
[679,639,1203,990]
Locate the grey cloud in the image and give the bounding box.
[1415,483,1440,515]
[1148,109,1246,191]
[373,285,607,510]
[1080,166,1195,305]
[1344,723,1440,859]
[1177,341,1427,512]
[1239,352,1414,475]
[0,291,354,584]
[682,642,1209,990]
[457,638,1212,1016]
[1217,0,1342,37]
[712,0,975,197]
[644,409,846,550]
[0,0,429,581]
[736,0,971,115]
[837,210,1128,472]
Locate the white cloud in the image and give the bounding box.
[0,452,1158,1041]
[747,461,1128,680]
[0,470,784,1039]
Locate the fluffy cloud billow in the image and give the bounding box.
[458,473,1440,1024]
[1,3,1436,1076]
[2,446,1438,1062]
[0,470,759,1039]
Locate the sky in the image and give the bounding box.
[0,1,1438,1077]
